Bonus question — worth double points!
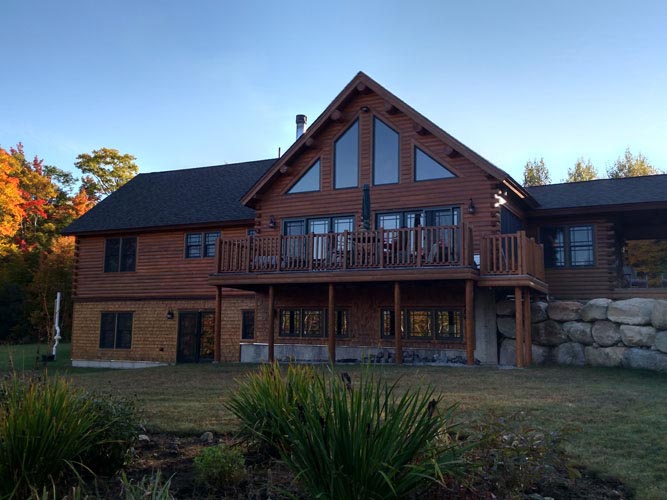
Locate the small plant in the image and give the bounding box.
[194,443,246,489]
[119,470,174,500]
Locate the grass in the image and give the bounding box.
[0,342,72,371]
[1,344,666,499]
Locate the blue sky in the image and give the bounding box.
[2,0,666,185]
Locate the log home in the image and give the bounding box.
[63,72,667,368]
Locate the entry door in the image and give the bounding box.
[177,311,215,363]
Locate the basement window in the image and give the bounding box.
[241,310,255,340]
[99,312,133,349]
[279,308,348,338]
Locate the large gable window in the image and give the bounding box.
[414,147,456,181]
[373,117,399,185]
[334,120,359,189]
[104,237,136,273]
[288,159,320,193]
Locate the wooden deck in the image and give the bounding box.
[209,226,546,292]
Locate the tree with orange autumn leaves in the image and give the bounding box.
[0,143,134,343]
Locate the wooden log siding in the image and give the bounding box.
[251,91,514,252]
[217,225,472,274]
[74,226,252,300]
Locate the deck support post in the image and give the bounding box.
[268,285,275,363]
[514,286,524,368]
[394,281,403,364]
[214,285,222,363]
[465,279,475,365]
[328,283,336,364]
[523,289,532,365]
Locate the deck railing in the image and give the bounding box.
[479,231,545,281]
[217,224,473,274]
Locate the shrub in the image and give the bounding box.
[119,470,174,500]
[0,373,139,498]
[228,364,464,499]
[194,444,246,489]
[226,362,320,454]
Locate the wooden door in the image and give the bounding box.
[177,311,214,363]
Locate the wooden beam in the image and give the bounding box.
[214,285,222,363]
[394,282,403,364]
[267,285,275,363]
[514,287,524,368]
[383,102,399,114]
[443,145,457,158]
[330,109,344,122]
[465,280,475,365]
[523,290,533,365]
[279,165,290,174]
[305,137,316,148]
[356,82,369,93]
[328,283,335,365]
[413,123,429,135]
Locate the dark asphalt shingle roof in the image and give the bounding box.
[63,158,277,234]
[527,174,667,210]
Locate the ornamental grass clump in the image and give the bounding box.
[0,373,139,499]
[228,364,464,499]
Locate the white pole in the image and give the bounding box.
[52,292,61,359]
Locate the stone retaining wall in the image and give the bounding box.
[497,297,667,372]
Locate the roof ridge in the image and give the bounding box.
[139,158,277,176]
[529,172,667,189]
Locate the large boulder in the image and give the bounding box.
[563,321,594,345]
[623,348,667,372]
[496,300,515,316]
[531,344,552,365]
[581,298,613,322]
[651,300,667,330]
[655,331,667,354]
[584,346,627,367]
[592,321,621,347]
[620,325,656,347]
[531,302,549,323]
[497,317,516,338]
[607,298,655,325]
[499,338,516,365]
[532,320,568,346]
[548,301,583,321]
[554,342,586,366]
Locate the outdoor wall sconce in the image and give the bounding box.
[467,198,476,214]
[269,215,276,229]
[166,308,174,320]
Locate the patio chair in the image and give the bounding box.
[623,266,648,288]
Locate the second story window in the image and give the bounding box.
[373,117,399,185]
[104,237,136,272]
[288,159,320,193]
[414,147,456,181]
[186,231,219,258]
[334,120,359,189]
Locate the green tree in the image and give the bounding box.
[607,148,661,178]
[566,157,598,182]
[522,158,550,186]
[74,147,138,200]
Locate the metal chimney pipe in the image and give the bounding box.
[296,114,307,139]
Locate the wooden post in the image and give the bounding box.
[268,285,275,363]
[328,283,336,364]
[514,286,524,368]
[394,282,403,364]
[214,285,222,363]
[465,279,475,365]
[523,290,532,365]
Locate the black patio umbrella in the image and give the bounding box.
[362,184,371,230]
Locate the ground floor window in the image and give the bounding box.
[241,310,255,339]
[381,308,462,341]
[540,225,594,268]
[99,312,133,349]
[279,308,349,338]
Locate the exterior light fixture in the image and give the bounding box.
[269,215,276,229]
[467,198,476,214]
[166,308,174,320]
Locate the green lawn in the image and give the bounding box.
[1,344,666,499]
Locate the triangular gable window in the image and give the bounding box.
[414,147,456,181]
[288,159,320,193]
